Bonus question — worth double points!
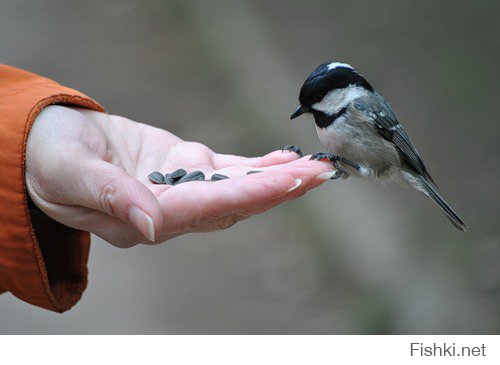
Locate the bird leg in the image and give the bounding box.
[310,152,360,180]
[282,144,304,158]
[282,146,359,180]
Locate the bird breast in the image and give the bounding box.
[315,107,401,180]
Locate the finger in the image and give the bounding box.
[243,164,337,216]
[187,159,337,233]
[254,149,305,167]
[157,171,300,233]
[209,154,333,179]
[212,149,301,170]
[255,155,334,175]
[187,175,325,234]
[56,158,163,242]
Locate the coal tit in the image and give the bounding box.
[287,62,467,231]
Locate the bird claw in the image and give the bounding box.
[309,152,334,162]
[330,168,347,180]
[282,144,304,157]
[310,152,359,179]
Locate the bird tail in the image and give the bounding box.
[417,176,467,232]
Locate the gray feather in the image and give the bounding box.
[353,93,436,185]
[415,175,467,231]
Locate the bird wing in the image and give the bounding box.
[353,94,436,185]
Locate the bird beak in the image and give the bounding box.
[290,105,308,119]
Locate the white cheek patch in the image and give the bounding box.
[327,62,354,70]
[312,85,367,115]
[312,90,342,114]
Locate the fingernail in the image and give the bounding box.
[286,178,302,192]
[128,206,155,242]
[315,171,337,180]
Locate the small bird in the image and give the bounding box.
[287,62,467,231]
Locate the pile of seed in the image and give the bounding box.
[148,168,229,185]
[148,169,262,185]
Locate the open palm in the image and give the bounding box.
[26,106,333,248]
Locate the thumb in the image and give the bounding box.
[61,158,163,242]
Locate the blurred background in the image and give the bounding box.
[0,0,498,334]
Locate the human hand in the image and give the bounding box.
[26,106,334,248]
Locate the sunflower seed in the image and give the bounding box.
[166,168,187,182]
[211,173,229,181]
[148,171,166,184]
[175,170,205,184]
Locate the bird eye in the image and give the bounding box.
[314,93,323,102]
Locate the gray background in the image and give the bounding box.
[0,0,498,334]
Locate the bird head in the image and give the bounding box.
[290,62,373,120]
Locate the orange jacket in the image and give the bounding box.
[0,65,105,312]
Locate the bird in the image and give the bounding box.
[285,61,467,231]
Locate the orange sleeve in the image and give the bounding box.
[0,64,105,312]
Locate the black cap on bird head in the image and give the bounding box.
[290,62,373,119]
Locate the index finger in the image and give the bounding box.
[212,149,302,169]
